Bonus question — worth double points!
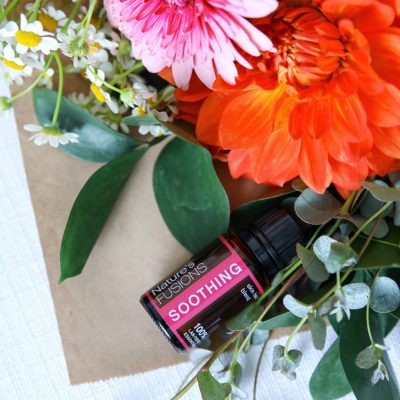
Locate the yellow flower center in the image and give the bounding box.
[2,58,25,71]
[90,83,106,103]
[89,42,102,54]
[15,30,41,47]
[38,13,58,32]
[42,127,64,137]
[136,106,146,115]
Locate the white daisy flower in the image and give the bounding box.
[25,3,67,32]
[85,67,118,113]
[138,124,171,137]
[68,92,93,107]
[57,23,116,69]
[24,124,79,148]
[0,14,59,55]
[0,43,33,85]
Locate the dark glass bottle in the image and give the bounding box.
[140,209,305,353]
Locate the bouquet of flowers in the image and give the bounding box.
[1,0,400,399]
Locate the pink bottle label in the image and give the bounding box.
[147,237,264,350]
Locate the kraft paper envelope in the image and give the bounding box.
[13,86,277,383]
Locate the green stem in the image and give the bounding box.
[227,337,241,400]
[51,52,64,128]
[10,54,54,103]
[284,315,308,357]
[62,0,82,33]
[348,202,393,246]
[0,0,19,22]
[110,61,144,85]
[153,86,175,108]
[341,191,357,216]
[86,65,123,94]
[79,0,97,47]
[253,338,269,400]
[28,0,42,22]
[360,237,400,249]
[366,271,381,344]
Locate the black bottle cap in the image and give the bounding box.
[237,209,306,278]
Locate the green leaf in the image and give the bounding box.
[227,303,263,331]
[60,149,146,282]
[349,215,390,239]
[360,181,393,218]
[339,309,400,400]
[325,242,359,274]
[197,371,226,400]
[294,189,342,225]
[355,345,383,369]
[258,312,301,331]
[354,224,400,270]
[283,294,312,318]
[309,312,326,350]
[310,339,352,400]
[370,277,400,313]
[313,236,336,264]
[342,283,370,310]
[230,189,295,231]
[362,181,400,202]
[251,329,269,345]
[123,113,160,126]
[390,308,400,320]
[33,88,140,163]
[296,244,330,282]
[153,138,229,253]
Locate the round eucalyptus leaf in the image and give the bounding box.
[283,294,312,318]
[313,236,336,264]
[343,283,370,310]
[360,181,393,218]
[370,277,400,313]
[251,329,270,345]
[294,189,342,225]
[325,242,359,273]
[297,243,330,282]
[355,345,383,369]
[288,349,302,367]
[362,181,400,202]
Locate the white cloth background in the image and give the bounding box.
[0,78,399,400]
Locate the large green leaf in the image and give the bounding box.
[153,138,229,253]
[339,309,400,400]
[257,311,301,331]
[310,339,352,400]
[60,149,146,282]
[33,88,140,162]
[354,225,400,270]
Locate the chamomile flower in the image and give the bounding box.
[25,124,79,148]
[25,3,67,32]
[0,14,59,55]
[92,102,130,133]
[0,43,33,85]
[58,23,116,69]
[138,124,171,137]
[85,67,118,113]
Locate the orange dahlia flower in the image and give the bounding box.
[176,0,400,194]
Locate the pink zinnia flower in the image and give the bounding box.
[104,0,278,89]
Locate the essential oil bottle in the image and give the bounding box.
[140,209,306,353]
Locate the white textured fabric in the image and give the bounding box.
[0,78,399,400]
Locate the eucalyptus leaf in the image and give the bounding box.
[360,181,393,218]
[370,277,400,313]
[339,309,399,400]
[309,312,326,350]
[153,138,229,253]
[283,295,312,318]
[197,371,226,400]
[355,346,383,369]
[349,215,389,239]
[297,243,330,282]
[362,181,400,202]
[258,312,301,331]
[60,149,146,282]
[325,242,359,273]
[310,339,352,400]
[123,113,159,126]
[294,189,341,225]
[251,329,270,345]
[232,363,242,386]
[288,349,303,367]
[313,236,336,264]
[33,88,140,162]
[227,303,263,331]
[343,283,370,310]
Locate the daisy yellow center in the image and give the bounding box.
[136,106,146,115]
[42,127,64,137]
[2,58,25,71]
[89,42,102,54]
[90,83,106,103]
[15,30,41,47]
[38,13,58,32]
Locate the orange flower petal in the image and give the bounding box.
[329,69,359,97]
[249,129,300,186]
[360,83,400,127]
[329,157,369,191]
[228,149,252,179]
[219,85,285,149]
[371,124,400,158]
[367,145,395,175]
[298,135,332,194]
[322,0,395,32]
